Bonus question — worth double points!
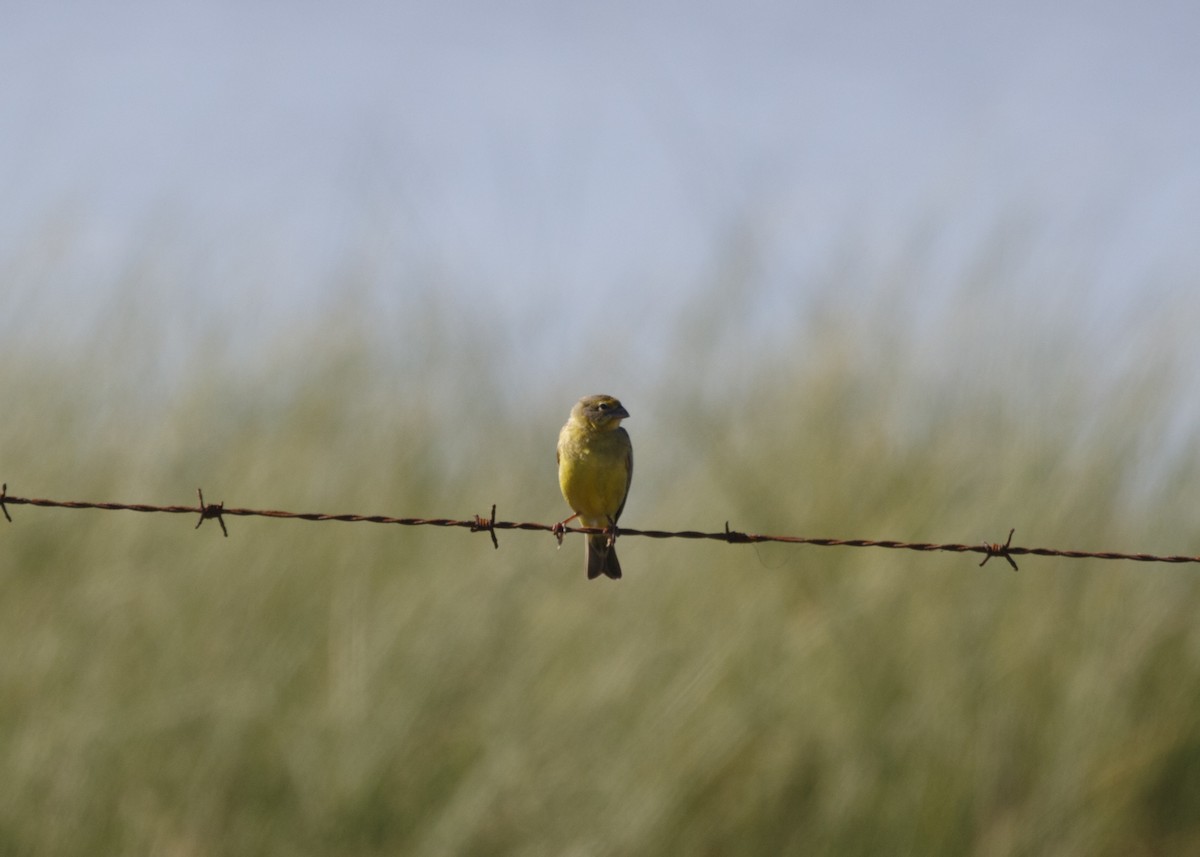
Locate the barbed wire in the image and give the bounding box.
[4,483,1200,571]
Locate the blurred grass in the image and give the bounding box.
[3,239,1200,856]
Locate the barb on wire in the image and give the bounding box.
[3,486,1200,569]
[195,488,228,537]
[724,521,751,544]
[472,503,499,549]
[980,528,1019,571]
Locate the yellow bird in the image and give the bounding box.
[556,394,633,580]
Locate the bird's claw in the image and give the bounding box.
[552,513,578,548]
[605,516,619,549]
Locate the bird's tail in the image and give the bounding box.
[586,533,621,580]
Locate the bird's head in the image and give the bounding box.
[572,394,630,430]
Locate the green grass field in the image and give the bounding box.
[3,258,1200,855]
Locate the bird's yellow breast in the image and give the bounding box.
[557,424,631,524]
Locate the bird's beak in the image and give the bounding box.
[613,405,630,419]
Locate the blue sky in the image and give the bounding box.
[3,0,1198,386]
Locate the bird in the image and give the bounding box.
[556,394,633,580]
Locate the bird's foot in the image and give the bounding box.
[552,513,579,547]
[605,515,620,549]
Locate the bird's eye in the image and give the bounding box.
[597,402,609,411]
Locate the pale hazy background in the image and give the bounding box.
[4,0,1198,379]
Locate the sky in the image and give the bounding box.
[2,0,1199,383]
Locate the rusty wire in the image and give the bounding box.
[4,483,1200,570]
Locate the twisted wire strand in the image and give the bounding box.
[4,484,1199,569]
